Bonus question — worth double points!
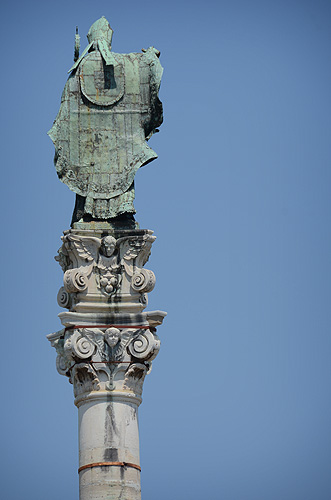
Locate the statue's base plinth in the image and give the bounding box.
[72,214,139,232]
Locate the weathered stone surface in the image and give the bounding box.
[48,17,163,223]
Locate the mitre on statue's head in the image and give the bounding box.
[87,16,113,46]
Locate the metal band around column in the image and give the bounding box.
[78,461,141,474]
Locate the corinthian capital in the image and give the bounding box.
[48,325,161,401]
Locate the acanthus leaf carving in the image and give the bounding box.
[123,363,148,396]
[70,363,100,397]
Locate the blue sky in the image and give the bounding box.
[1,0,331,499]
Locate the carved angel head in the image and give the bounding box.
[104,327,120,347]
[101,236,116,257]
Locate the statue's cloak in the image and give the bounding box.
[48,47,163,219]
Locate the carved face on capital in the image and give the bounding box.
[105,328,120,347]
[101,236,116,257]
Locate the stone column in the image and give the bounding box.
[48,227,166,500]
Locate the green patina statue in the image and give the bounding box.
[48,17,163,226]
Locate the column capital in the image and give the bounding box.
[48,228,166,405]
[48,324,161,404]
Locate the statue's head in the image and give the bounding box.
[105,327,120,347]
[101,236,116,257]
[87,16,113,46]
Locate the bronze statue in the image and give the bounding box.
[48,17,163,227]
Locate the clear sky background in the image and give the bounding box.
[1,0,331,499]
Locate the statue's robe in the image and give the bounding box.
[48,46,163,219]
